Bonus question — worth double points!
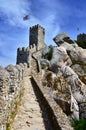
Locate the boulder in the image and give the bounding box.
[41,70,56,88]
[42,46,50,56]
[71,64,85,76]
[53,33,86,65]
[60,42,78,52]
[42,45,53,60]
[67,46,86,64]
[70,93,79,120]
[40,32,86,120]
[50,46,72,72]
[40,59,50,69]
[53,32,76,46]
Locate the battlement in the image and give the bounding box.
[30,44,36,53]
[77,33,86,41]
[17,47,30,65]
[29,43,37,53]
[30,24,45,32]
[17,47,29,53]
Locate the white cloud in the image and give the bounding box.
[0,0,78,67]
[0,0,62,31]
[0,0,31,27]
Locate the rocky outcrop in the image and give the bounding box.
[53,32,76,45]
[40,32,86,120]
[1,24,86,129]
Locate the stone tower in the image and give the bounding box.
[29,24,45,51]
[16,47,30,66]
[77,33,86,41]
[16,24,45,65]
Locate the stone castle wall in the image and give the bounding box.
[1,24,86,130]
[0,24,56,130]
[0,63,31,130]
[16,47,30,66]
[17,24,45,65]
[77,33,86,41]
[29,44,37,53]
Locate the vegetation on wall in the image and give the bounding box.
[71,119,86,130]
[6,123,11,130]
[6,90,24,130]
[43,46,53,61]
[76,40,86,49]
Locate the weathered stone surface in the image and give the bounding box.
[42,45,53,60]
[71,64,85,76]
[0,66,9,81]
[15,64,23,80]
[31,30,86,120]
[12,77,53,130]
[79,103,86,119]
[67,46,86,64]
[50,46,72,72]
[1,24,86,129]
[33,73,74,130]
[42,70,56,87]
[0,63,29,129]
[5,64,19,94]
[60,66,86,97]
[70,93,79,120]
[16,47,30,65]
[42,46,50,56]
[53,32,75,45]
[0,67,10,124]
[40,59,50,69]
[79,75,86,85]
[29,24,46,51]
[60,42,78,51]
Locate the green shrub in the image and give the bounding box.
[10,112,15,119]
[76,40,86,49]
[6,123,11,130]
[43,47,53,60]
[72,119,86,130]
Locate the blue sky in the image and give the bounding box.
[0,0,86,66]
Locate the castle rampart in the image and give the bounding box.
[29,43,37,53]
[77,33,86,41]
[16,47,29,66]
[0,63,30,130]
[1,24,84,130]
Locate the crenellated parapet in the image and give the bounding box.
[30,24,45,32]
[17,47,30,66]
[77,33,86,41]
[0,63,30,129]
[29,43,37,53]
[17,47,29,53]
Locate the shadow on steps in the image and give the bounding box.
[30,77,61,130]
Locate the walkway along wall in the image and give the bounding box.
[0,63,31,130]
[32,73,74,130]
